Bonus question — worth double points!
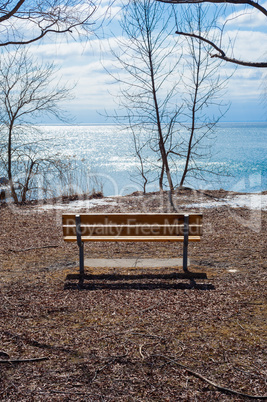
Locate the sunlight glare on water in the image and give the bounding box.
[20,123,267,196]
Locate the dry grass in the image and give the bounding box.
[0,190,266,401]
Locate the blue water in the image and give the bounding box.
[210,122,266,192]
[4,122,266,198]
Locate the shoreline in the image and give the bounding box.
[1,188,266,212]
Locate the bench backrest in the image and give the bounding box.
[62,213,203,242]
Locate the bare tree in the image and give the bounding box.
[178,4,230,188]
[131,128,150,194]
[109,0,229,202]
[157,0,267,68]
[108,0,183,206]
[0,46,71,203]
[0,1,111,47]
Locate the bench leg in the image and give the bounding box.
[183,215,189,273]
[78,242,84,286]
[75,214,85,287]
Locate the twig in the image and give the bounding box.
[91,360,115,382]
[177,186,227,201]
[0,357,48,364]
[8,245,59,252]
[38,390,87,395]
[234,366,262,379]
[129,331,165,340]
[139,301,163,313]
[152,354,267,400]
[237,320,245,330]
[139,344,145,359]
[37,390,106,397]
[91,354,127,382]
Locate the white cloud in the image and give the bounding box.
[219,30,267,63]
[31,30,264,120]
[1,2,264,124]
[93,3,122,21]
[219,2,267,28]
[223,64,265,101]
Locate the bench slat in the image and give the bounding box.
[63,224,203,237]
[63,235,201,242]
[62,213,202,226]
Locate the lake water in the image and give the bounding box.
[5,122,267,198]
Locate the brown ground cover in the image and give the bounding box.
[0,190,266,401]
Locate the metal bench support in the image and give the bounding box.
[75,214,84,286]
[183,214,189,273]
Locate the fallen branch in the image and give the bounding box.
[37,390,101,396]
[0,357,48,364]
[152,354,267,400]
[8,245,59,252]
[177,186,227,201]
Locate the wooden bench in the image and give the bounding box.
[62,213,203,285]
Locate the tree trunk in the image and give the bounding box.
[159,162,164,191]
[21,159,36,202]
[180,35,201,188]
[7,122,19,203]
[147,42,174,192]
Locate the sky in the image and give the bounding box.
[3,0,267,124]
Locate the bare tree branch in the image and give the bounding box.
[0,26,77,47]
[0,0,26,23]
[176,30,267,67]
[157,0,267,67]
[0,47,72,203]
[157,0,267,16]
[0,1,108,47]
